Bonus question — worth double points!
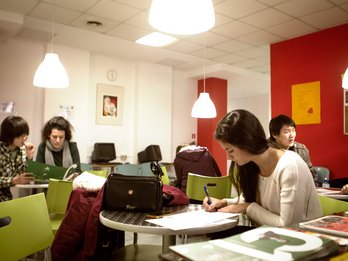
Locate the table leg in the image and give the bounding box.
[162,235,176,253]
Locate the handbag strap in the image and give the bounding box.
[150,161,163,181]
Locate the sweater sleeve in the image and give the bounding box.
[35,142,45,163]
[246,166,298,227]
[246,153,318,227]
[69,142,81,170]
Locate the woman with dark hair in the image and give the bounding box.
[0,115,36,201]
[36,116,80,170]
[203,109,321,227]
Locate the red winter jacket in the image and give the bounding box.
[51,187,104,260]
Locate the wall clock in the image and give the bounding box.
[106,69,117,81]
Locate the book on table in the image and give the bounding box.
[169,226,339,261]
[299,215,348,238]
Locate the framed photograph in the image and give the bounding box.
[96,84,124,126]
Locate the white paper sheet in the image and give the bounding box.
[145,210,239,230]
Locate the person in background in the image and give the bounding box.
[36,116,81,170]
[174,143,221,194]
[203,109,321,230]
[341,185,348,194]
[268,114,317,183]
[0,115,36,201]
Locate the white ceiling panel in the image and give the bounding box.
[0,0,346,76]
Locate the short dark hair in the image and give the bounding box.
[269,115,296,141]
[214,109,268,203]
[0,115,29,144]
[42,116,74,142]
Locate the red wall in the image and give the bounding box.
[196,78,228,175]
[271,23,348,180]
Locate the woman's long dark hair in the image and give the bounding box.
[215,109,269,202]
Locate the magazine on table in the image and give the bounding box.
[170,226,339,261]
[299,215,348,238]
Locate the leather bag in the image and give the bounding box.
[104,173,163,212]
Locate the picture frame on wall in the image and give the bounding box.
[96,84,124,126]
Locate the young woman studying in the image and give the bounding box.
[203,109,322,228]
[36,116,81,170]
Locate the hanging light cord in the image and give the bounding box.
[50,2,55,53]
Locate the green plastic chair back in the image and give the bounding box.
[46,178,73,234]
[186,172,232,201]
[116,164,141,176]
[80,163,93,171]
[0,193,53,261]
[89,169,108,178]
[161,166,170,185]
[318,195,348,216]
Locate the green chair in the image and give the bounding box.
[318,195,348,216]
[116,164,141,176]
[89,169,108,178]
[0,193,54,261]
[186,172,232,202]
[46,178,73,235]
[161,165,170,185]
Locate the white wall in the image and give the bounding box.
[0,38,44,147]
[171,70,197,160]
[0,37,271,166]
[227,73,271,136]
[0,37,180,164]
[134,62,173,162]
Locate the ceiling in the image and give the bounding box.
[0,0,347,77]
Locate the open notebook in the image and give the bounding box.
[26,161,68,183]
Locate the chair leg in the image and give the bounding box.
[133,232,138,244]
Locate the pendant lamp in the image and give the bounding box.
[343,67,348,89]
[149,0,215,35]
[33,3,69,88]
[191,41,217,118]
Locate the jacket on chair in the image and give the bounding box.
[174,146,222,193]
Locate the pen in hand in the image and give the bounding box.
[204,185,212,205]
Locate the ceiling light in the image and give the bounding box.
[33,3,69,88]
[191,40,217,118]
[149,0,215,35]
[136,32,177,47]
[343,67,348,89]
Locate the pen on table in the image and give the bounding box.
[204,185,212,205]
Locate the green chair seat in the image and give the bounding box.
[318,194,348,216]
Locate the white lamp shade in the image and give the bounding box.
[343,67,348,89]
[149,0,215,35]
[33,53,69,88]
[191,92,217,118]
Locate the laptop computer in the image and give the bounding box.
[26,161,68,183]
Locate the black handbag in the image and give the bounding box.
[104,162,164,212]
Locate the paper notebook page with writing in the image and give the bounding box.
[145,210,239,230]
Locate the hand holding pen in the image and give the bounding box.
[204,185,212,205]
